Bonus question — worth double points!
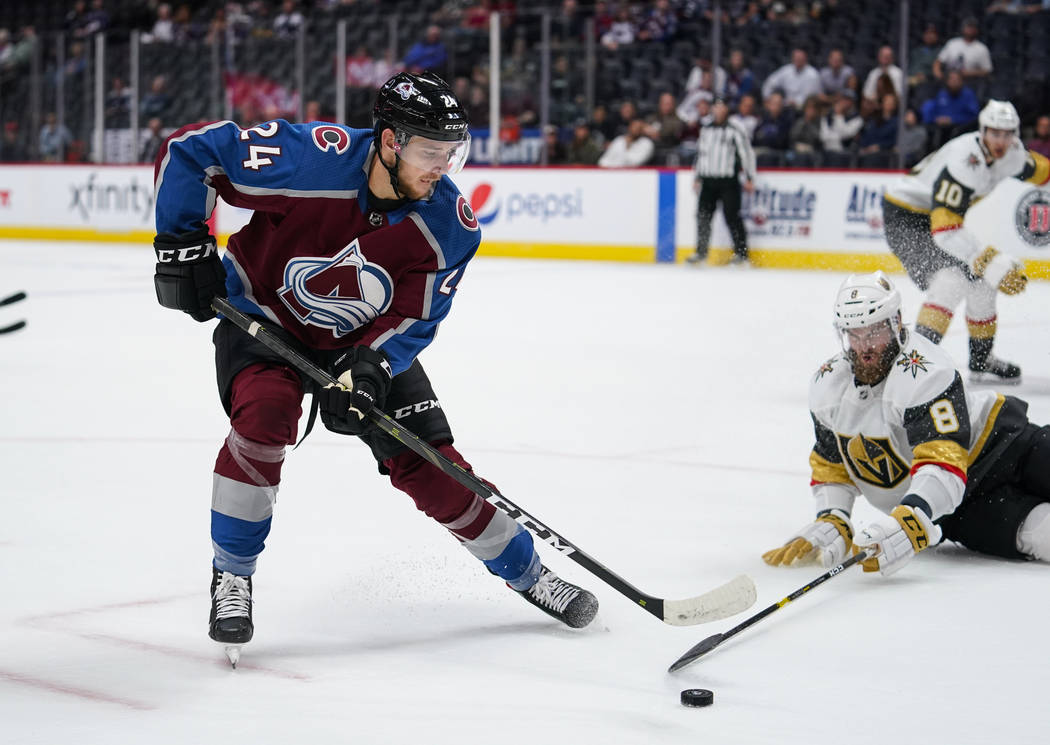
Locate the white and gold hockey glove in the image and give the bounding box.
[973,246,1027,295]
[762,509,854,567]
[855,504,942,576]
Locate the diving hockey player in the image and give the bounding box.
[881,99,1050,383]
[151,71,598,663]
[763,272,1050,575]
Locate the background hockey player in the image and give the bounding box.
[763,272,1050,576]
[151,71,598,660]
[881,100,1050,383]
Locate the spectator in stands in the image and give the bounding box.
[908,24,941,103]
[597,117,654,167]
[565,120,602,165]
[273,0,304,39]
[465,83,489,127]
[589,103,616,145]
[761,47,822,110]
[139,117,165,164]
[646,92,686,165]
[554,0,586,42]
[38,112,72,162]
[819,89,863,167]
[1027,115,1050,159]
[787,94,824,167]
[933,17,992,91]
[65,0,90,38]
[686,51,727,99]
[0,122,26,162]
[861,45,903,106]
[143,3,175,43]
[753,91,793,165]
[590,0,614,40]
[898,107,928,168]
[403,25,448,75]
[724,48,755,106]
[600,6,636,50]
[82,0,110,37]
[857,92,899,167]
[372,47,400,88]
[819,48,856,101]
[637,0,677,43]
[104,75,131,127]
[140,75,172,121]
[346,44,376,88]
[304,100,325,122]
[611,99,640,137]
[1,25,37,78]
[920,70,979,150]
[730,93,760,141]
[542,125,568,164]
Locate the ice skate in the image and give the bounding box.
[969,355,1022,385]
[516,566,598,629]
[209,567,253,667]
[684,252,707,266]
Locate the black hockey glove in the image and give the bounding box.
[154,228,227,322]
[317,346,393,436]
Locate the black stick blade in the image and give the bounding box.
[668,632,725,672]
[0,320,26,335]
[0,291,26,307]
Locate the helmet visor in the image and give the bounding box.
[394,132,471,175]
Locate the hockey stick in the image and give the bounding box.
[1,291,26,307]
[0,291,27,334]
[212,297,757,626]
[668,548,874,672]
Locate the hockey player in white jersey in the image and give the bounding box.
[881,100,1050,383]
[763,272,1050,575]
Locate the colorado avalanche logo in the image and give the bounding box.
[456,195,479,231]
[278,240,393,338]
[394,81,420,101]
[312,125,351,155]
[470,183,499,224]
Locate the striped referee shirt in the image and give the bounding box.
[693,121,756,181]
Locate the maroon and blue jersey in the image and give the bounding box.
[154,119,481,374]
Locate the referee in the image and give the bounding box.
[687,98,757,266]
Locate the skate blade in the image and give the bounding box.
[222,644,243,668]
[969,372,1022,386]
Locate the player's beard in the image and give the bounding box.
[849,340,899,385]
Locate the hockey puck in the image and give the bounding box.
[680,688,714,707]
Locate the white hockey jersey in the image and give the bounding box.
[807,333,1006,520]
[884,131,1049,268]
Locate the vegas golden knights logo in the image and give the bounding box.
[836,433,909,488]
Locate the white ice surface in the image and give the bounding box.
[1,241,1048,744]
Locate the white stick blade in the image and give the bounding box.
[661,574,756,626]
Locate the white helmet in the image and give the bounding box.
[833,270,903,339]
[978,99,1020,136]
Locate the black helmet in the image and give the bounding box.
[373,71,469,143]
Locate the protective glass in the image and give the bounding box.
[394,132,471,175]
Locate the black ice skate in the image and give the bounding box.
[209,567,253,667]
[969,355,1022,385]
[685,252,707,265]
[516,566,598,629]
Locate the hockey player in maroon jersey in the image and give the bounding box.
[152,71,598,661]
[763,272,1050,576]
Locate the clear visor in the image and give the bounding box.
[837,319,895,355]
[393,132,471,175]
[983,127,1015,148]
